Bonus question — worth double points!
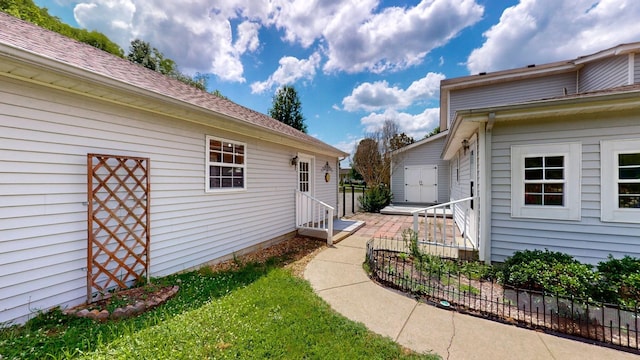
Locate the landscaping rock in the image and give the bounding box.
[97,310,109,321]
[111,308,127,319]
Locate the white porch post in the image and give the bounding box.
[479,115,494,264]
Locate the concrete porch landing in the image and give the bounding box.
[298,218,365,243]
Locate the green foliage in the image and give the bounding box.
[359,184,392,213]
[268,85,307,133]
[0,264,435,359]
[389,132,414,151]
[402,228,421,259]
[127,39,162,71]
[424,126,440,138]
[211,89,229,100]
[498,249,597,299]
[0,0,124,56]
[126,39,212,92]
[596,255,640,307]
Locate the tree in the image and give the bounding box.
[389,132,414,151]
[268,85,307,133]
[425,126,440,138]
[352,119,414,187]
[353,138,382,186]
[127,39,162,72]
[211,89,228,100]
[1,0,124,56]
[126,39,214,92]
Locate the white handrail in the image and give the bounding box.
[411,196,478,249]
[295,190,335,245]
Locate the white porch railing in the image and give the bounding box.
[411,196,478,250]
[296,190,335,245]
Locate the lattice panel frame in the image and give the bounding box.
[87,154,150,302]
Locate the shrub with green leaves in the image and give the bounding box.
[498,249,596,299]
[596,255,640,307]
[359,184,392,213]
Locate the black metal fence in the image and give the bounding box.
[339,184,366,217]
[366,237,640,354]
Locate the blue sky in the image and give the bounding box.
[34,0,640,162]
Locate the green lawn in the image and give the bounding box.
[0,258,439,359]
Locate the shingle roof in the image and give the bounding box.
[0,12,346,156]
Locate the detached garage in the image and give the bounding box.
[390,131,450,205]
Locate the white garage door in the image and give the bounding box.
[404,165,438,203]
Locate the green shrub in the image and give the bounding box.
[359,184,392,213]
[498,249,596,299]
[596,255,640,307]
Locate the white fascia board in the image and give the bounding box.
[392,130,449,155]
[573,43,640,65]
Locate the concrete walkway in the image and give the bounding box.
[304,221,637,359]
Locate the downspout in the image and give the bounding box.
[478,113,495,264]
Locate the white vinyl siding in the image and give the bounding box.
[579,55,629,92]
[490,115,640,264]
[601,139,640,223]
[449,73,576,125]
[314,155,339,212]
[635,54,640,84]
[391,135,450,204]
[0,78,334,325]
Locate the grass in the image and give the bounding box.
[1,257,438,359]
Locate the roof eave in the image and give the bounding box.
[442,89,640,159]
[392,130,449,155]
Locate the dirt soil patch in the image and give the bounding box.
[208,235,328,278]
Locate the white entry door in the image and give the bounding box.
[298,155,314,223]
[404,165,438,203]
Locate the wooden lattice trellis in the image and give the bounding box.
[87,153,150,302]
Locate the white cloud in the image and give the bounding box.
[323,0,484,73]
[360,108,440,139]
[342,72,445,112]
[467,0,640,74]
[73,0,484,84]
[234,21,260,54]
[250,52,321,93]
[73,0,262,82]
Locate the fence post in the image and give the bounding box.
[342,185,346,217]
[351,184,355,214]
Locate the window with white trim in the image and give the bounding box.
[523,155,564,206]
[601,139,640,223]
[511,143,581,220]
[206,136,246,191]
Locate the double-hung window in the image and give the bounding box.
[206,136,246,191]
[601,139,640,223]
[511,143,581,220]
[523,155,564,206]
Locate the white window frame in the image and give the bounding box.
[601,139,640,223]
[205,135,247,193]
[511,142,581,220]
